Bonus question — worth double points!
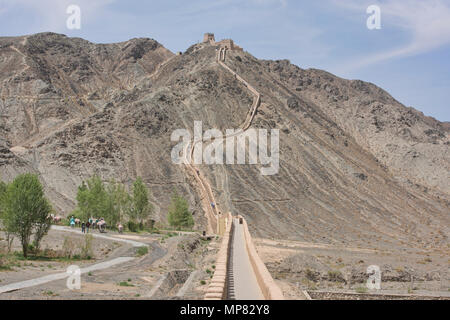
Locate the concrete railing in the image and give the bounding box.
[238,215,284,300]
[204,212,233,300]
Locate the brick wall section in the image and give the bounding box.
[204,212,233,300]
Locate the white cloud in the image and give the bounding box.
[333,0,450,70]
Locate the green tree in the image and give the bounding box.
[0,179,6,213]
[105,179,131,227]
[76,176,133,229]
[0,179,14,252]
[75,175,108,221]
[131,177,153,226]
[33,210,52,252]
[167,191,194,230]
[1,174,52,258]
[0,180,6,197]
[75,181,90,221]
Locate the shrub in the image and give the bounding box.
[27,243,37,255]
[118,281,134,287]
[305,268,319,281]
[0,254,12,271]
[81,234,94,259]
[127,221,138,233]
[62,236,77,259]
[355,286,368,294]
[136,246,148,257]
[327,270,344,282]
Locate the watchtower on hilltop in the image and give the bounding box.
[202,33,243,51]
[203,33,216,44]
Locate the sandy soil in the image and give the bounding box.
[254,237,449,299]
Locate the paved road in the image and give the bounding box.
[0,257,134,294]
[51,225,147,247]
[231,218,264,300]
[0,226,150,294]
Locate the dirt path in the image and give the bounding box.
[51,225,147,247]
[0,226,153,295]
[9,43,30,73]
[0,257,134,294]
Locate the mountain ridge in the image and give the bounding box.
[0,33,448,251]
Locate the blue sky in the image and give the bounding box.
[1,0,449,121]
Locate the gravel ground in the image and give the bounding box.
[255,238,449,299]
[0,227,219,300]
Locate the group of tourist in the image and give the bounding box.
[69,217,106,233]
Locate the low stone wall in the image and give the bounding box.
[204,213,233,300]
[151,270,191,299]
[238,215,284,300]
[308,290,449,300]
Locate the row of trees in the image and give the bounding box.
[0,173,196,259]
[74,175,195,230]
[0,174,52,258]
[74,176,153,230]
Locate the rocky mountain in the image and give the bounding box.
[0,33,448,251]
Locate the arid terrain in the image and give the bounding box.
[0,227,217,299]
[0,32,449,299]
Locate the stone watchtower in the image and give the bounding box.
[202,33,243,51]
[203,33,216,44]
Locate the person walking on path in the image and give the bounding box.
[81,222,86,234]
[86,221,91,233]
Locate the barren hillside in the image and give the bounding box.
[0,33,448,252]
